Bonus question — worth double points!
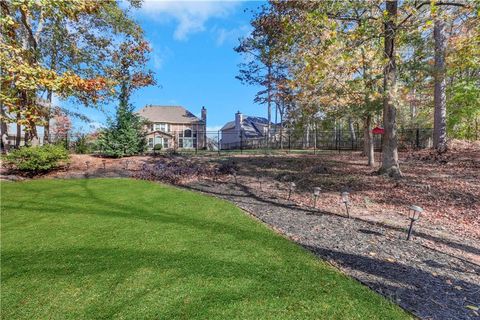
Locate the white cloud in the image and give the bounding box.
[136,0,240,40]
[214,25,251,46]
[146,39,172,70]
[153,53,164,69]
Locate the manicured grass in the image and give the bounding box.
[1,179,411,319]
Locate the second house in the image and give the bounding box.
[138,105,207,150]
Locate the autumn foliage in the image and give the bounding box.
[0,0,143,143]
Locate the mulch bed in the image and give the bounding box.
[186,180,480,320]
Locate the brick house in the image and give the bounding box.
[137,105,207,150]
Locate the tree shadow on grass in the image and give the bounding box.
[185,181,480,259]
[1,247,297,318]
[2,180,278,250]
[302,245,480,320]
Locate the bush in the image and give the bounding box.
[153,143,162,151]
[5,144,70,173]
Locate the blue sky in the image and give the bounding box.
[65,0,266,133]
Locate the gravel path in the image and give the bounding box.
[186,181,480,320]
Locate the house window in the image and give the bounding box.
[148,138,154,148]
[154,123,169,132]
[184,128,192,138]
[154,136,162,148]
[163,138,169,148]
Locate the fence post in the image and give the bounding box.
[288,131,291,153]
[195,133,198,155]
[336,127,339,154]
[416,128,420,149]
[240,129,243,154]
[217,130,220,156]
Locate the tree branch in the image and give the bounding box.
[398,1,467,28]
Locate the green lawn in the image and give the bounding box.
[1,179,410,319]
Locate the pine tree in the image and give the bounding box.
[97,40,154,157]
[97,103,147,158]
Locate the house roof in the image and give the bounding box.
[137,105,201,124]
[221,121,235,131]
[221,116,274,138]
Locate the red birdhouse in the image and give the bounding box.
[372,127,385,134]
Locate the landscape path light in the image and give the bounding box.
[85,161,90,170]
[102,159,106,170]
[232,170,237,184]
[288,182,296,200]
[341,191,350,218]
[406,205,423,240]
[257,176,262,190]
[313,187,321,208]
[124,159,130,170]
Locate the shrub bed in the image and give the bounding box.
[4,144,70,173]
[136,157,220,184]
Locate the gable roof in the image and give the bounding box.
[221,121,235,131]
[137,105,201,124]
[243,117,266,138]
[220,116,273,135]
[245,116,270,125]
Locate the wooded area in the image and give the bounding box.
[236,0,479,176]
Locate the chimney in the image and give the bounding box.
[235,111,243,131]
[201,106,207,124]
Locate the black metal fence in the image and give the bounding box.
[209,128,433,153]
[1,128,433,155]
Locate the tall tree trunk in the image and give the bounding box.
[433,14,447,153]
[410,87,417,121]
[364,115,375,167]
[348,117,356,144]
[279,105,284,149]
[380,0,401,177]
[0,102,8,152]
[267,64,272,145]
[304,122,310,148]
[44,90,52,143]
[15,113,21,147]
